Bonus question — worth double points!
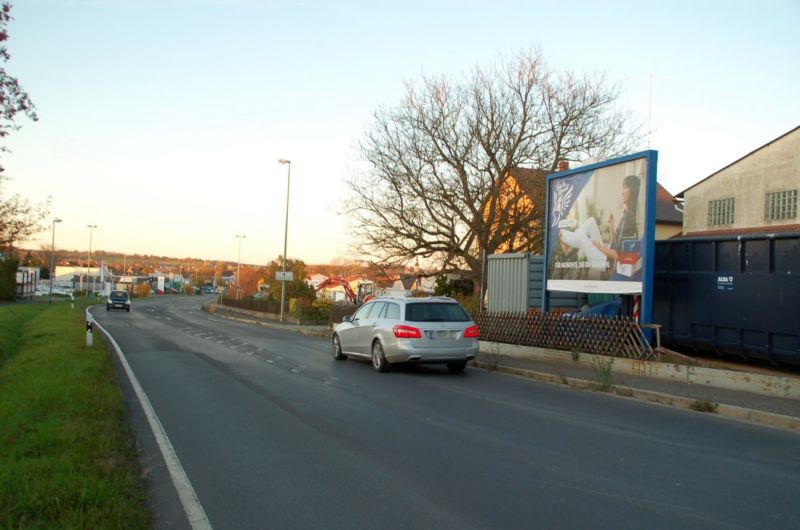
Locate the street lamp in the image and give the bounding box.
[278,158,291,323]
[235,234,246,300]
[48,218,62,304]
[87,224,97,296]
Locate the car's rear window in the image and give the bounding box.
[110,291,128,299]
[405,302,470,322]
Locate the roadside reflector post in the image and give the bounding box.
[86,317,94,348]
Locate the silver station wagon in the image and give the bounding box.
[331,296,479,373]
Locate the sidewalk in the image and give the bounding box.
[476,343,800,433]
[208,303,800,433]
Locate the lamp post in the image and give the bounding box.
[278,158,291,323]
[87,224,97,296]
[235,234,246,300]
[48,218,62,304]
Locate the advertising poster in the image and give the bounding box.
[547,156,650,294]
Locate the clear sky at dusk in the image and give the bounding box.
[3,0,798,266]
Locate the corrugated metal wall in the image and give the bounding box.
[487,253,529,313]
[487,254,586,313]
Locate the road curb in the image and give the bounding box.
[482,341,800,400]
[471,361,800,433]
[212,310,329,338]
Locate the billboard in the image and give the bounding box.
[545,151,657,296]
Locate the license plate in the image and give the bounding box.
[427,330,456,340]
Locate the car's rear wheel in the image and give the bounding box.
[371,340,390,372]
[332,334,346,360]
[447,361,467,374]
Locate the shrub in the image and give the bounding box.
[481,342,503,371]
[312,297,332,313]
[453,292,481,315]
[294,306,328,324]
[689,399,719,413]
[591,356,615,391]
[434,275,451,296]
[0,256,19,301]
[135,283,151,298]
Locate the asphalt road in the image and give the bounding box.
[91,295,800,530]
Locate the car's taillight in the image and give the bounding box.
[464,325,479,339]
[393,325,422,339]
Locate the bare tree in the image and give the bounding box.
[346,49,638,283]
[0,185,49,251]
[0,2,43,252]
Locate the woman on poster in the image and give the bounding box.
[592,174,641,270]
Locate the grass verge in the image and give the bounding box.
[0,300,150,529]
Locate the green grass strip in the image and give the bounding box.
[0,301,150,529]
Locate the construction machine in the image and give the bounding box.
[315,277,376,304]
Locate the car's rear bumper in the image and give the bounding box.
[384,340,479,363]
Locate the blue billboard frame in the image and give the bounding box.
[542,150,658,325]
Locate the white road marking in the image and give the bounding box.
[90,310,213,530]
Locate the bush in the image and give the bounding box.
[0,256,19,301]
[135,283,151,298]
[290,297,327,324]
[294,306,328,324]
[592,356,615,391]
[312,297,332,313]
[434,275,475,297]
[453,292,481,315]
[689,399,719,413]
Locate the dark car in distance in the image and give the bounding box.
[107,290,131,312]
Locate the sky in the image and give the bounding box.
[3,0,798,266]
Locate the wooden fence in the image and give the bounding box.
[473,310,656,360]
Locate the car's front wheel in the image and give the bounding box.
[371,340,390,372]
[332,334,346,360]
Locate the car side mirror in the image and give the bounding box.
[343,315,352,323]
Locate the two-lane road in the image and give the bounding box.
[92,296,800,529]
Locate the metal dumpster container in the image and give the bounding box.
[654,232,800,364]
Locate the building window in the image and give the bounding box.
[765,189,798,221]
[707,198,735,226]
